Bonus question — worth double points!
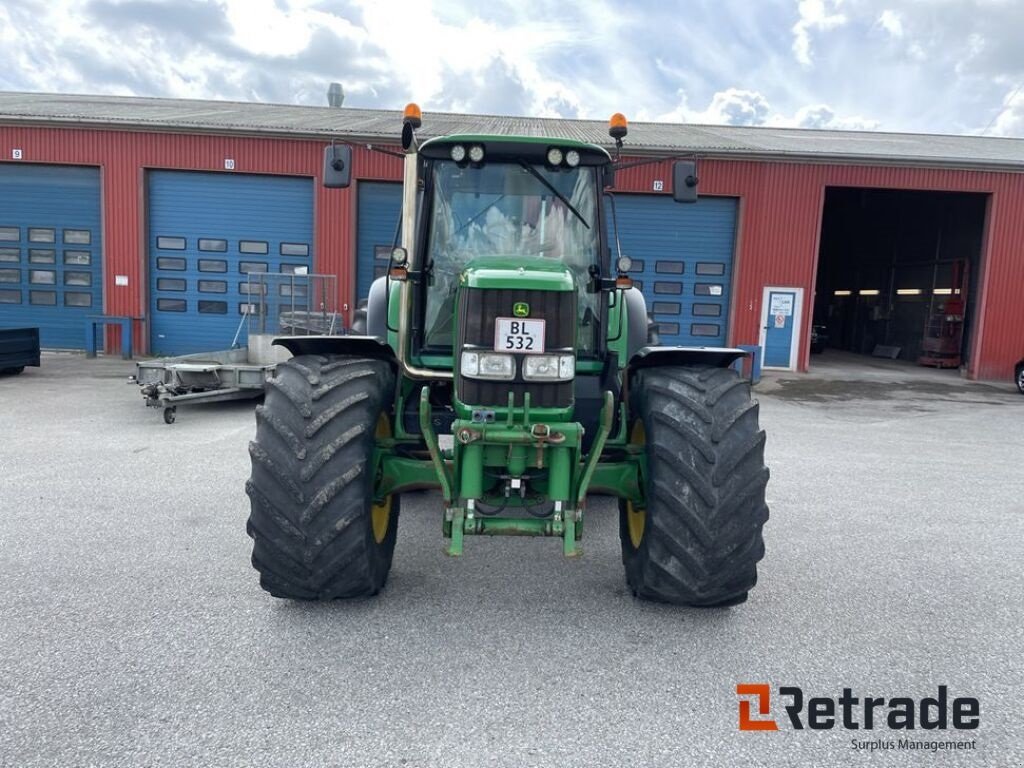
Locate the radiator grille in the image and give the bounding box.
[456,287,575,408]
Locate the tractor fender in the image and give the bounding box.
[272,335,397,367]
[623,287,650,359]
[627,345,748,372]
[365,275,389,340]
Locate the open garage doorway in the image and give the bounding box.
[812,187,988,372]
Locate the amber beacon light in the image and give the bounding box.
[403,103,422,128]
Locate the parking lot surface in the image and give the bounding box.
[1,353,1021,768]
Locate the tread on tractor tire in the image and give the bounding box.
[246,354,398,600]
[620,365,769,607]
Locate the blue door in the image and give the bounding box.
[0,164,102,348]
[607,194,738,346]
[148,171,313,355]
[763,289,798,367]
[356,182,402,302]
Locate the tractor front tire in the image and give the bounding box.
[246,354,398,600]
[620,365,769,606]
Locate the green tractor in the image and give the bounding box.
[245,107,769,605]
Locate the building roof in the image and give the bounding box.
[2,91,1024,171]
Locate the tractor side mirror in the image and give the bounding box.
[602,164,616,189]
[323,144,352,188]
[672,159,698,203]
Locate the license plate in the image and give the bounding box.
[494,317,546,353]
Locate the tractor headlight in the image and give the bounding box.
[565,149,580,167]
[461,350,515,380]
[450,144,467,163]
[468,144,485,163]
[546,147,564,166]
[522,354,575,381]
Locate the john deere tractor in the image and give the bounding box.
[245,107,769,605]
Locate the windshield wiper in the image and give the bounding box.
[517,161,589,230]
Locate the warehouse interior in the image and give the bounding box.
[812,187,988,369]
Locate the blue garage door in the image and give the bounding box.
[356,182,402,302]
[148,171,313,356]
[608,194,738,346]
[0,164,102,349]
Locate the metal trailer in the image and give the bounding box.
[134,273,339,423]
[0,327,40,375]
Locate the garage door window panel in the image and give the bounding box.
[691,323,720,336]
[29,228,55,243]
[198,238,228,252]
[64,229,91,245]
[198,280,227,293]
[0,248,18,263]
[198,300,228,314]
[693,303,722,317]
[157,257,186,271]
[198,259,228,273]
[157,278,186,291]
[0,227,19,242]
[239,241,269,255]
[157,298,186,312]
[0,268,20,283]
[652,301,681,315]
[658,322,680,335]
[64,271,92,287]
[64,291,92,307]
[696,262,726,276]
[695,283,724,296]
[64,250,91,265]
[30,270,56,285]
[0,289,20,303]
[280,242,309,257]
[655,261,684,274]
[30,290,56,305]
[156,236,185,250]
[29,249,55,264]
[239,261,268,274]
[654,281,683,295]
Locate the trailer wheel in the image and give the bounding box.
[246,354,398,600]
[620,365,769,606]
[163,407,176,424]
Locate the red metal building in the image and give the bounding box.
[0,92,1021,380]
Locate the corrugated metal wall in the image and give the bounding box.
[0,124,1021,380]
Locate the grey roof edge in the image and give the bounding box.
[2,91,1024,173]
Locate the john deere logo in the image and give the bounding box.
[513,302,530,317]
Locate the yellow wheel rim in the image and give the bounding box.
[627,420,646,549]
[371,413,392,545]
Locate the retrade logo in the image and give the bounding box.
[737,684,779,731]
[736,684,979,732]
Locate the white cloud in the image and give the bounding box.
[658,88,880,131]
[877,9,903,38]
[792,0,848,67]
[985,85,1024,136]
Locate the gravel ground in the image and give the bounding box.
[0,352,1021,768]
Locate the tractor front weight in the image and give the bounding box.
[418,384,616,557]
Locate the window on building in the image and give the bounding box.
[28,228,55,243]
[29,290,57,305]
[198,300,228,314]
[198,280,227,293]
[655,260,684,274]
[198,259,228,273]
[29,249,55,264]
[198,238,228,252]
[64,229,92,245]
[29,270,56,285]
[157,298,186,312]
[280,242,309,257]
[156,257,186,271]
[64,271,92,287]
[157,278,186,291]
[64,250,91,266]
[239,240,269,255]
[156,236,185,250]
[64,292,92,307]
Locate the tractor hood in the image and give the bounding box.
[459,257,576,292]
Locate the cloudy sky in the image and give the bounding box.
[1,0,1022,136]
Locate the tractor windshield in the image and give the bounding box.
[423,160,601,351]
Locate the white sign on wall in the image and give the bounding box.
[115,275,129,286]
[12,149,22,160]
[769,294,794,316]
[224,158,236,170]
[774,313,786,328]
[652,180,664,192]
